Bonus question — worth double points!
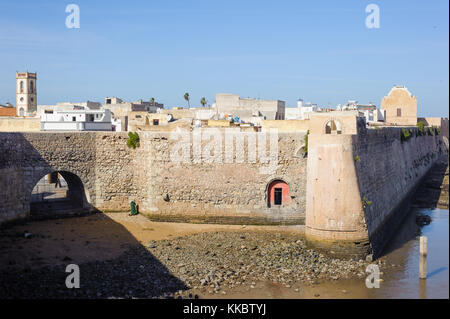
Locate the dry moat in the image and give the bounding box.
[0,161,448,299]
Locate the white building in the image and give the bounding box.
[300,101,320,120]
[340,100,385,124]
[41,109,112,131]
[37,101,101,117]
[103,97,164,118]
[358,109,385,123]
[285,99,320,120]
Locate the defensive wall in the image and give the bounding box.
[0,129,308,226]
[305,113,448,257]
[0,115,448,258]
[0,117,40,132]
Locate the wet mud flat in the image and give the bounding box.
[0,213,387,299]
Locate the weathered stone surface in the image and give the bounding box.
[305,115,447,257]
[0,131,307,225]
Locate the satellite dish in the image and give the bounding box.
[166,114,173,122]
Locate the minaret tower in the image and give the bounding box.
[16,71,37,117]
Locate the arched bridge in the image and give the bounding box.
[0,132,138,224]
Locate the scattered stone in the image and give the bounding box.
[0,230,372,299]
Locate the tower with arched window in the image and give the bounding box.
[16,71,37,117]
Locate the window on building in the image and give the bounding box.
[153,119,159,125]
[72,117,76,122]
[20,81,23,93]
[274,188,282,205]
[397,108,402,117]
[106,99,111,104]
[44,110,53,114]
[30,81,34,93]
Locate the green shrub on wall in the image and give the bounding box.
[427,127,434,136]
[361,197,372,209]
[126,132,140,149]
[401,128,411,142]
[354,155,360,162]
[417,121,425,136]
[433,126,440,135]
[303,130,309,157]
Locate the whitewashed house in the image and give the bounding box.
[285,99,320,120]
[41,108,112,131]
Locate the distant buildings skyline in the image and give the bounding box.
[0,1,448,117]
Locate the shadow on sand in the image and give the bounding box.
[0,213,188,299]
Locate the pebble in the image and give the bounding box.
[0,231,372,299]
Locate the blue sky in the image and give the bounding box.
[0,0,448,116]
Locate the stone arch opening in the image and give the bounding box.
[267,179,292,208]
[325,120,342,134]
[30,170,90,218]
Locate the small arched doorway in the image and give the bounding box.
[267,180,292,208]
[30,171,90,218]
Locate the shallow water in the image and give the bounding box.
[211,207,449,299]
[376,207,449,298]
[300,207,449,299]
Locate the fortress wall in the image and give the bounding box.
[138,130,307,224]
[92,132,145,212]
[0,130,307,226]
[0,133,100,224]
[305,132,369,253]
[261,120,309,132]
[305,117,446,258]
[354,126,445,255]
[0,117,40,132]
[0,166,26,224]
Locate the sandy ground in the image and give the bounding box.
[1,211,446,299]
[0,212,365,299]
[0,212,303,272]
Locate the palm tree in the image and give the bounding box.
[200,97,207,107]
[184,92,190,108]
[150,97,155,104]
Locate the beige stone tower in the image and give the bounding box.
[16,71,37,117]
[380,85,417,126]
